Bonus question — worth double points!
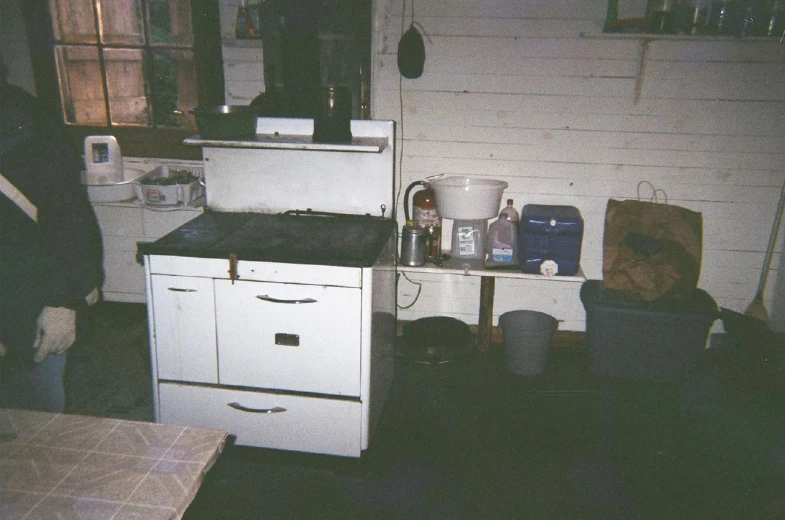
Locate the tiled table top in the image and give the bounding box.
[0,408,227,520]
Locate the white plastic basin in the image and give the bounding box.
[429,176,508,220]
[82,168,146,203]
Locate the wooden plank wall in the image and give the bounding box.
[373,0,785,331]
[217,0,785,331]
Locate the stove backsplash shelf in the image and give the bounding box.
[185,118,395,216]
[184,118,388,153]
[185,134,387,153]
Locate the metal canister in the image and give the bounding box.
[400,220,426,267]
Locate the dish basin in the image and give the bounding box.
[82,168,146,203]
[429,176,508,219]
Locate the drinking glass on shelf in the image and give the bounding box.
[646,0,679,33]
[767,0,785,38]
[686,0,712,34]
[707,0,742,35]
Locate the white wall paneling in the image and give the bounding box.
[222,43,264,104]
[372,0,785,330]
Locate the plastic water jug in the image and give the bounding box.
[486,216,518,265]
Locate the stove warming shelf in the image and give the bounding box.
[184,133,387,153]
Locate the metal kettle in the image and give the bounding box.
[400,220,426,267]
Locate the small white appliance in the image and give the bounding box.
[83,136,124,185]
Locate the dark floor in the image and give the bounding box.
[66,302,785,520]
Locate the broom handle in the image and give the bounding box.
[755,177,785,297]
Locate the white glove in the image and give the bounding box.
[85,287,100,306]
[32,306,77,363]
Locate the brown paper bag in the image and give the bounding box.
[602,198,702,301]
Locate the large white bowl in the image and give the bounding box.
[82,169,146,203]
[429,176,508,220]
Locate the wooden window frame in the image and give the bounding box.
[20,0,224,160]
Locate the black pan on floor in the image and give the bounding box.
[401,316,471,364]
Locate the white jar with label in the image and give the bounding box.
[451,219,487,268]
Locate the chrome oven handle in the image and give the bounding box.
[255,295,317,304]
[228,402,287,414]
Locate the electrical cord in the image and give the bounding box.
[394,0,408,220]
[396,270,422,309]
[394,0,432,311]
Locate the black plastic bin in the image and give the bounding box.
[580,280,719,382]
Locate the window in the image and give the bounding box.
[28,0,223,158]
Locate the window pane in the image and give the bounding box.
[151,49,197,129]
[55,46,107,125]
[99,0,144,45]
[50,0,97,43]
[104,48,150,126]
[147,0,194,46]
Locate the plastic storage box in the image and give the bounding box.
[519,204,583,276]
[134,165,205,206]
[580,280,719,382]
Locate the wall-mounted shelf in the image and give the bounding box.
[184,133,388,153]
[580,30,782,105]
[221,39,263,48]
[399,259,586,282]
[581,31,782,42]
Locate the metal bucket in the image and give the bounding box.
[499,310,558,375]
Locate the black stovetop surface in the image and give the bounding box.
[138,210,397,268]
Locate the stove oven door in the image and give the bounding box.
[214,278,362,397]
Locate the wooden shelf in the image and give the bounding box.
[581,31,781,42]
[184,133,388,153]
[398,258,585,282]
[221,39,263,48]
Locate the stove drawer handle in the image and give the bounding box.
[228,402,287,414]
[255,295,317,304]
[167,287,197,292]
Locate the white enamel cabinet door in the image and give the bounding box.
[151,275,218,383]
[214,279,362,396]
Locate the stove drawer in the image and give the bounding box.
[215,279,361,396]
[158,382,362,457]
[146,256,362,287]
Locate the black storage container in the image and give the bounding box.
[519,204,583,276]
[580,280,719,382]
